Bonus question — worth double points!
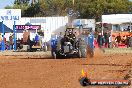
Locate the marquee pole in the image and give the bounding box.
[14,21,16,51]
[101,15,103,35]
[2,21,5,51]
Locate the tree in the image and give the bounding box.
[14,0,30,5]
[4,5,13,9]
[76,0,132,21]
[4,0,132,21]
[24,0,71,17]
[5,0,30,16]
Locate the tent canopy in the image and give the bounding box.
[25,22,32,25]
[0,22,13,33]
[102,14,132,24]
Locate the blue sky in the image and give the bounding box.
[0,0,14,9]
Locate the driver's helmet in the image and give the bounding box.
[68,30,72,34]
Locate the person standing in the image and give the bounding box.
[87,32,94,57]
[104,32,109,48]
[51,37,57,57]
[97,33,103,48]
[108,35,112,48]
[9,34,13,50]
[35,34,39,45]
[27,35,31,51]
[115,33,121,47]
[127,26,130,31]
[23,29,30,45]
[129,36,132,48]
[126,35,130,48]
[88,32,94,49]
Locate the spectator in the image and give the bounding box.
[23,29,30,45]
[126,35,131,48]
[35,34,39,45]
[4,37,6,50]
[104,32,109,48]
[87,32,94,57]
[87,32,94,49]
[97,33,103,48]
[27,36,31,51]
[51,38,57,56]
[115,33,121,47]
[127,26,130,31]
[17,38,21,50]
[4,37,6,44]
[9,34,13,50]
[108,35,112,48]
[129,36,132,48]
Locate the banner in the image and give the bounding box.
[15,25,41,30]
[0,9,21,21]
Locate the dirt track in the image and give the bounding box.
[0,49,132,88]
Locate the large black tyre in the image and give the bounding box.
[43,45,47,52]
[79,39,87,58]
[78,50,82,58]
[80,77,90,86]
[81,48,87,58]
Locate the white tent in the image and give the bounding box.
[102,14,132,24]
[101,14,132,32]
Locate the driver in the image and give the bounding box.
[60,31,69,51]
[67,30,76,46]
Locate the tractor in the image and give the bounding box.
[51,27,87,59]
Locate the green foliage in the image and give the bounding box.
[4,5,13,9]
[14,0,30,5]
[76,0,132,21]
[5,0,30,16]
[4,0,132,21]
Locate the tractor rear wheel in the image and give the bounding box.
[81,48,87,58]
[78,50,82,58]
[79,40,87,58]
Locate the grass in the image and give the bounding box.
[104,48,132,54]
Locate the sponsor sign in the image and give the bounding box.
[0,9,21,21]
[15,25,41,30]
